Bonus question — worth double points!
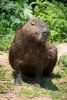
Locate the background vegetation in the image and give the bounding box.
[0,0,67,50]
[34,0,67,42]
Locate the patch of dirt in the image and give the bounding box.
[0,51,8,67]
[52,78,67,84]
[57,43,67,58]
[0,93,26,100]
[0,93,52,100]
[0,43,67,100]
[28,96,51,100]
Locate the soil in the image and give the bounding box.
[57,43,67,58]
[0,43,67,100]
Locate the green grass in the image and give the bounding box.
[0,32,14,51]
[0,65,14,93]
[19,84,46,99]
[58,55,67,67]
[0,65,13,81]
[0,85,5,93]
[0,65,6,80]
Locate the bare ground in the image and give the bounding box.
[57,43,67,58]
[0,43,67,100]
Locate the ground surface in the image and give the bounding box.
[0,43,67,100]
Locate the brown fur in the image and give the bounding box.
[9,19,57,87]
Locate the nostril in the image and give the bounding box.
[42,32,47,35]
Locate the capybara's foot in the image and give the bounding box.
[35,79,44,88]
[14,77,23,85]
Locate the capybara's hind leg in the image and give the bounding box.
[43,43,57,75]
[43,59,57,75]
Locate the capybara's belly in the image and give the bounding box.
[22,64,36,74]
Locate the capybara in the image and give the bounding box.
[9,19,57,87]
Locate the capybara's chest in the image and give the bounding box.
[19,48,46,74]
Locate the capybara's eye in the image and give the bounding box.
[31,22,35,25]
[35,32,38,34]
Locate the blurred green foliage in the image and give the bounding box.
[0,0,67,50]
[34,0,67,42]
[0,0,33,50]
[0,0,33,31]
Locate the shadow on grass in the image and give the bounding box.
[50,73,61,79]
[12,71,59,91]
[43,76,59,91]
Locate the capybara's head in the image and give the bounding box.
[23,19,50,43]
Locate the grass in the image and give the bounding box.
[0,85,5,93]
[19,84,45,99]
[0,33,14,51]
[58,55,67,67]
[0,55,67,100]
[0,65,6,80]
[0,65,14,93]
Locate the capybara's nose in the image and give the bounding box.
[42,31,47,36]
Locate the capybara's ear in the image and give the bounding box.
[37,16,40,19]
[31,21,35,25]
[26,17,30,21]
[26,16,33,21]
